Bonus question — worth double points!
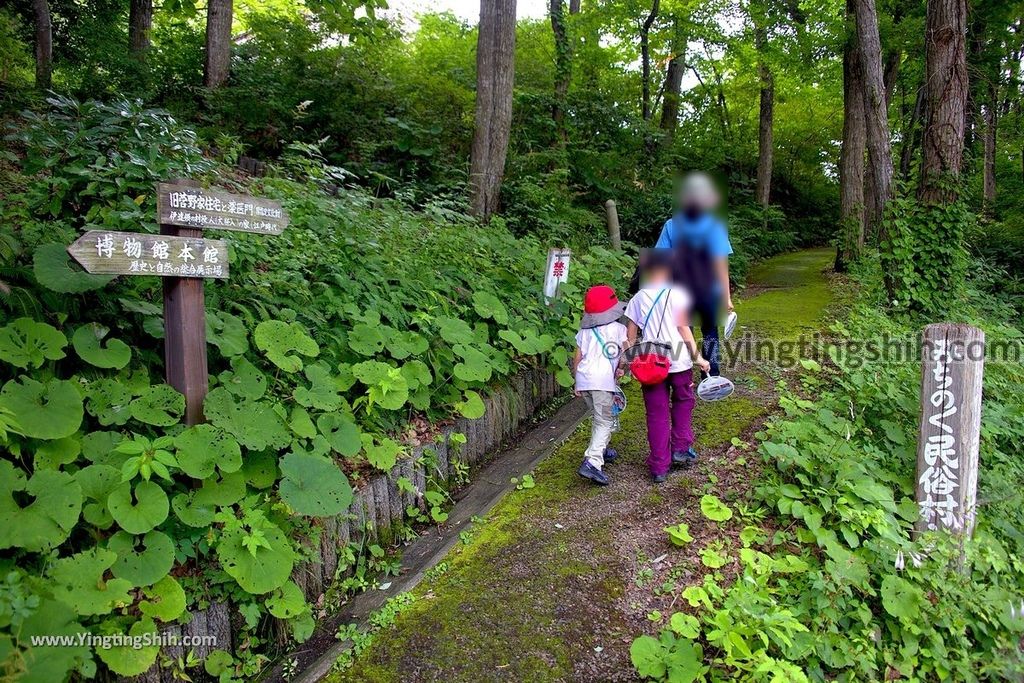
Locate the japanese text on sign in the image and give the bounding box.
[918,338,962,532]
[68,230,230,279]
[157,183,289,235]
[544,248,571,301]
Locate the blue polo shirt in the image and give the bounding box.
[654,213,733,256]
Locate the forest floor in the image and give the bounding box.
[332,247,839,683]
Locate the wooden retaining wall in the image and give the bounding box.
[129,368,563,683]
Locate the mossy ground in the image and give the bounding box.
[335,248,837,682]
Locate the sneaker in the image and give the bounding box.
[603,447,619,464]
[672,447,698,469]
[652,473,668,484]
[578,461,610,486]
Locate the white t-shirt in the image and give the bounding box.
[625,284,694,373]
[574,321,627,392]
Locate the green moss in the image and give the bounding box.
[747,247,834,288]
[737,247,835,341]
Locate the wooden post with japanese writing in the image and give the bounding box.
[161,180,207,425]
[914,323,985,540]
[604,199,621,250]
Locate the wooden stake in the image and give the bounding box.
[914,323,984,539]
[161,225,208,426]
[604,199,621,250]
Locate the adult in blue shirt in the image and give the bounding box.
[654,172,733,378]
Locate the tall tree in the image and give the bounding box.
[129,0,154,57]
[983,83,997,210]
[918,0,968,204]
[640,0,660,120]
[469,0,518,222]
[837,1,867,270]
[659,18,685,139]
[32,0,51,89]
[753,6,774,208]
[853,0,894,241]
[204,0,233,87]
[550,0,575,142]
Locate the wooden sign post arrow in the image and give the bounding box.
[66,181,288,426]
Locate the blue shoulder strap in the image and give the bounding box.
[640,289,667,334]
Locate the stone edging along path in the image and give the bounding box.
[127,367,569,683]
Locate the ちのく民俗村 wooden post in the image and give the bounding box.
[914,323,985,540]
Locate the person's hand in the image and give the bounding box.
[615,367,625,379]
[574,390,582,397]
[697,356,710,374]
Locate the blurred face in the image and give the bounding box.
[676,172,721,215]
[641,264,672,285]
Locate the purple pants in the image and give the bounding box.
[641,371,695,476]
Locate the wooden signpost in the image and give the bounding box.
[914,323,985,540]
[604,199,622,250]
[68,182,288,425]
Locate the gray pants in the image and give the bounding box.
[583,390,619,469]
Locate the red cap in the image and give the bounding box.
[584,285,620,314]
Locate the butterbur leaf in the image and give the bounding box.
[171,490,216,528]
[3,598,89,682]
[880,575,923,621]
[86,378,134,426]
[699,494,733,522]
[255,320,319,373]
[289,405,317,439]
[72,323,131,369]
[664,523,693,547]
[218,356,267,401]
[265,580,308,619]
[205,388,291,451]
[95,617,160,676]
[348,322,387,356]
[360,434,401,471]
[436,317,475,345]
[174,424,242,478]
[206,311,249,356]
[108,530,175,587]
[241,450,278,489]
[669,613,701,639]
[0,461,82,552]
[194,471,247,507]
[217,520,295,594]
[453,345,493,382]
[33,243,113,293]
[368,367,408,410]
[316,413,361,456]
[139,576,186,622]
[386,330,428,359]
[630,636,667,680]
[400,360,432,391]
[0,318,67,369]
[48,547,133,616]
[0,377,83,440]
[279,452,354,517]
[35,436,81,469]
[352,360,392,385]
[472,291,509,325]
[108,480,169,534]
[455,390,485,419]
[293,362,343,411]
[130,384,184,426]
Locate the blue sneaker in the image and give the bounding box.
[652,473,668,484]
[603,447,619,464]
[672,447,698,469]
[578,461,610,486]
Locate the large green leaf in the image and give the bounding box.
[700,494,733,522]
[348,322,387,356]
[453,344,493,382]
[255,320,319,373]
[455,390,486,419]
[386,330,428,360]
[48,547,133,616]
[3,599,90,683]
[206,310,249,356]
[0,377,83,440]
[204,387,291,451]
[218,356,267,401]
[171,490,216,528]
[32,242,113,293]
[293,362,344,411]
[72,323,131,369]
[472,290,509,325]
[0,461,82,552]
[279,452,354,517]
[217,519,295,594]
[139,575,186,622]
[436,316,475,345]
[95,617,160,676]
[85,378,134,426]
[174,424,242,478]
[360,433,401,471]
[108,480,169,534]
[130,384,184,426]
[0,318,67,369]
[880,574,924,621]
[266,580,309,619]
[108,530,175,587]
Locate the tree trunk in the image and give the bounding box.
[837,3,867,271]
[883,50,900,106]
[33,0,52,89]
[853,0,893,242]
[204,0,233,88]
[899,80,926,179]
[640,0,660,121]
[659,20,685,139]
[129,0,153,56]
[755,21,774,208]
[983,83,997,211]
[550,0,572,143]
[919,0,968,204]
[469,0,518,222]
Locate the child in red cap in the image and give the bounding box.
[572,285,627,485]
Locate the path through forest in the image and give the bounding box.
[335,247,838,682]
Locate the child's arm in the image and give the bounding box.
[676,310,710,374]
[571,346,582,372]
[626,320,639,348]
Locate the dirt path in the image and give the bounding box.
[334,248,838,683]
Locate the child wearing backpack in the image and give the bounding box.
[625,251,709,483]
[572,285,628,486]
